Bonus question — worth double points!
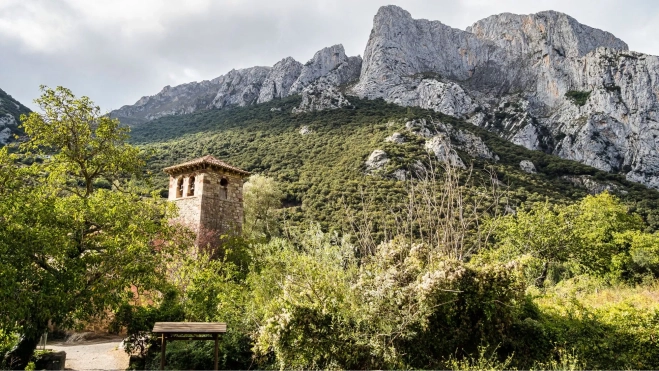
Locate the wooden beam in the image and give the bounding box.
[153,322,227,334]
[160,333,166,370]
[167,336,215,341]
[214,333,219,371]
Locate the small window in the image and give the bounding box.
[219,178,228,199]
[176,177,184,198]
[188,176,196,196]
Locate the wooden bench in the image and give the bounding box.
[152,322,227,370]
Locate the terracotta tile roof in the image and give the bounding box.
[163,155,250,176]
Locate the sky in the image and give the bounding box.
[1,0,659,112]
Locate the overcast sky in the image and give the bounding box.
[1,0,658,112]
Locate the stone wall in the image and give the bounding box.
[167,168,246,245]
[199,171,245,237]
[168,175,202,233]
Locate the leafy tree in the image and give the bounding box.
[243,174,283,240]
[569,192,643,275]
[0,86,179,369]
[486,193,645,283]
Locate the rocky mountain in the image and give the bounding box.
[0,88,30,145]
[352,6,659,187]
[113,6,659,189]
[110,44,362,125]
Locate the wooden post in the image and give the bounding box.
[214,333,219,370]
[160,334,167,370]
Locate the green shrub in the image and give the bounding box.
[249,229,528,369]
[565,91,591,106]
[534,279,659,369]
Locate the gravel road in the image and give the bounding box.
[48,335,129,371]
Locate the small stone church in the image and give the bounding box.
[163,155,250,246]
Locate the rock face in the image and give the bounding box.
[111,80,221,124]
[257,58,303,104]
[292,80,352,113]
[520,160,537,173]
[0,115,17,145]
[111,45,361,124]
[211,67,271,109]
[365,149,389,171]
[351,5,659,189]
[112,5,659,189]
[385,132,405,144]
[289,45,362,93]
[562,175,620,195]
[299,125,313,135]
[0,88,30,145]
[424,135,466,169]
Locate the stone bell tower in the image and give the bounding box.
[164,155,250,246]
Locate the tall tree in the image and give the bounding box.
[243,174,283,240]
[0,86,179,369]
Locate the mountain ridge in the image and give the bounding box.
[112,6,659,189]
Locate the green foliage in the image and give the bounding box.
[21,86,144,196]
[447,345,515,371]
[243,174,284,240]
[613,230,659,278]
[110,290,185,356]
[122,96,659,369]
[0,87,181,369]
[121,246,254,370]
[248,227,527,369]
[565,90,591,106]
[0,332,17,363]
[533,277,659,369]
[129,95,659,235]
[532,347,585,371]
[483,193,651,282]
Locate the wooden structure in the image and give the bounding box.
[152,322,227,370]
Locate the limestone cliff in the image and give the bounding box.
[111,45,361,124]
[110,79,221,124]
[351,6,659,189]
[111,5,659,189]
[257,57,303,104]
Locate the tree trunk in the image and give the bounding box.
[535,261,549,287]
[3,331,43,370]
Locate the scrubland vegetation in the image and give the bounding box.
[1,88,658,370]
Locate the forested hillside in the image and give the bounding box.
[130,95,659,232]
[121,96,659,370]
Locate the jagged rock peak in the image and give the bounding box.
[467,11,628,58]
[211,66,271,109]
[257,57,303,104]
[289,44,362,93]
[112,78,222,123]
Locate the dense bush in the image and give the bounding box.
[481,192,658,284]
[248,229,528,369]
[534,277,659,369]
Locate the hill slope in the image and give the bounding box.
[131,96,659,232]
[0,88,30,145]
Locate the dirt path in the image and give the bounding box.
[49,335,129,371]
